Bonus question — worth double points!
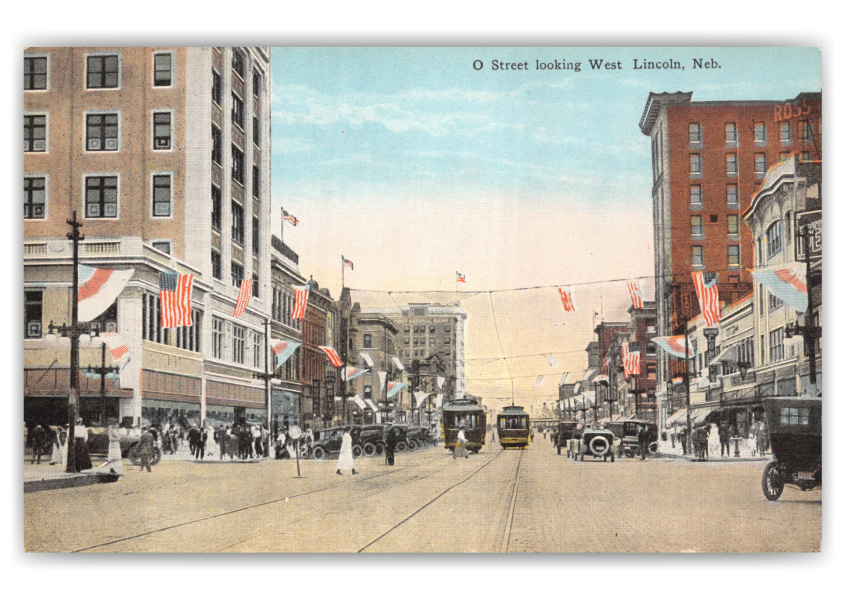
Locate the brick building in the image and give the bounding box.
[638,90,821,426]
[300,278,335,428]
[24,47,273,428]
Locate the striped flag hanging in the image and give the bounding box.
[343,256,354,270]
[291,285,309,321]
[622,342,642,377]
[653,336,694,359]
[270,339,301,367]
[387,381,407,398]
[159,271,193,328]
[283,210,299,226]
[99,332,130,364]
[456,272,466,283]
[342,365,367,382]
[626,280,644,310]
[535,375,545,387]
[558,286,576,312]
[691,271,721,326]
[233,279,252,316]
[593,374,610,385]
[78,265,134,323]
[318,346,344,368]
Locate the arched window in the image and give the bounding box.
[766,220,783,259]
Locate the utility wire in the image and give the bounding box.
[488,292,515,405]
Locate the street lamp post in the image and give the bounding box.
[87,314,119,426]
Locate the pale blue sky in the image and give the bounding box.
[268,47,821,407]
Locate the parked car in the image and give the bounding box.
[359,424,387,457]
[310,426,363,461]
[86,426,162,466]
[570,425,617,462]
[610,419,658,458]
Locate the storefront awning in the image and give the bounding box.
[690,407,715,425]
[666,408,687,426]
[713,345,738,364]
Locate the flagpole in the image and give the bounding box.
[280,207,285,243]
[340,256,347,424]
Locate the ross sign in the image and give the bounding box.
[288,425,302,440]
[795,210,821,261]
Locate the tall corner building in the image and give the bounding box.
[24,47,274,428]
[638,90,821,424]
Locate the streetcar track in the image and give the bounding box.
[499,449,524,552]
[72,460,422,553]
[356,448,510,553]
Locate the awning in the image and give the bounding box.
[666,408,687,426]
[690,407,715,426]
[713,345,738,364]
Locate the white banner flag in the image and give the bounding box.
[378,371,387,391]
[435,393,443,408]
[392,357,405,371]
[359,352,374,367]
[559,372,570,386]
[535,375,545,387]
[364,396,379,412]
[544,354,558,367]
[352,395,366,409]
[437,376,445,390]
[413,391,428,409]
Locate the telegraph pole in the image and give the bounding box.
[66,212,84,473]
[801,226,819,387]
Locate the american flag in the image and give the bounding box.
[159,271,193,328]
[626,280,644,310]
[233,279,252,317]
[622,342,642,377]
[319,345,344,368]
[343,256,354,270]
[291,285,309,321]
[456,272,466,283]
[283,210,299,226]
[558,286,576,312]
[691,271,721,326]
[99,332,129,363]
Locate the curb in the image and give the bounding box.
[654,452,770,463]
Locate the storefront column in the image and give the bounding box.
[119,290,144,426]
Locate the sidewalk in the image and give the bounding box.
[655,440,771,462]
[23,461,120,493]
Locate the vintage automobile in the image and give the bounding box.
[608,419,658,458]
[406,426,434,450]
[310,426,363,461]
[556,421,580,457]
[761,396,821,501]
[569,425,617,462]
[86,426,162,466]
[359,424,387,457]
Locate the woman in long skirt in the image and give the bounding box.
[106,420,123,474]
[453,426,469,459]
[49,427,62,465]
[73,418,93,471]
[336,427,357,475]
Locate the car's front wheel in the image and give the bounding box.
[363,442,377,457]
[312,446,326,461]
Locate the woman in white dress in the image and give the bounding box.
[336,427,357,475]
[454,426,469,459]
[106,420,123,474]
[49,426,63,465]
[708,423,720,457]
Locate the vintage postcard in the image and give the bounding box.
[23,46,821,553]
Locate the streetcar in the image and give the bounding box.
[441,398,486,453]
[497,405,531,448]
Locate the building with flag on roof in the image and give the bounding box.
[24,47,274,430]
[638,90,821,432]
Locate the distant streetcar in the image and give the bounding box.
[441,398,486,453]
[497,405,531,449]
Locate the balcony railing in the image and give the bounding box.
[271,235,299,265]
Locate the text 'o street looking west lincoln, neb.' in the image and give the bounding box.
[482,58,721,71]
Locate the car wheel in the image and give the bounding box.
[407,440,417,451]
[375,443,385,456]
[649,441,659,455]
[352,444,363,458]
[312,446,326,461]
[128,443,141,466]
[589,436,610,456]
[762,461,784,501]
[396,441,407,452]
[363,442,376,457]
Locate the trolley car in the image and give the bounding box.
[441,398,486,453]
[497,405,531,448]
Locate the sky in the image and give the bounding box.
[269,47,822,413]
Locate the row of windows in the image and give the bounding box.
[211,316,263,366]
[689,214,740,237]
[212,129,261,193]
[404,337,452,345]
[24,111,174,153]
[689,184,740,207]
[688,121,814,145]
[405,324,451,333]
[24,174,174,220]
[211,192,258,246]
[24,52,174,92]
[402,349,451,357]
[271,286,304,331]
[691,245,741,267]
[142,293,201,351]
[690,151,816,177]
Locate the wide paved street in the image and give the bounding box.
[24,442,820,553]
